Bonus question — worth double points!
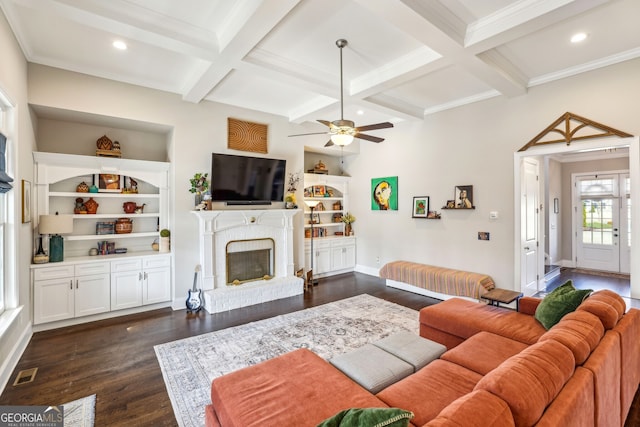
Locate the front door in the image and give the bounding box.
[575,173,630,273]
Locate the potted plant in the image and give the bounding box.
[285,172,301,209]
[341,212,356,236]
[159,228,171,253]
[189,173,209,206]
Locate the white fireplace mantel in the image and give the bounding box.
[191,209,303,313]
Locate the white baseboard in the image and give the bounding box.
[354,264,380,277]
[0,319,32,396]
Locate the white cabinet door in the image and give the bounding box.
[331,246,347,270]
[111,271,142,310]
[343,243,356,268]
[34,277,74,324]
[330,239,356,271]
[315,247,331,274]
[75,274,111,317]
[143,267,171,305]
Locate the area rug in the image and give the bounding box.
[154,294,419,427]
[62,394,95,427]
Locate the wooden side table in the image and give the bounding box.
[482,288,524,310]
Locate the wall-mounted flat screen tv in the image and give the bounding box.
[211,153,286,204]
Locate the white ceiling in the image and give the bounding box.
[2,0,639,131]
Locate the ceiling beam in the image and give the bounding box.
[182,0,302,104]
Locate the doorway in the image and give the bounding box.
[514,136,639,299]
[574,172,630,274]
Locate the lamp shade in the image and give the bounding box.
[305,200,320,209]
[39,214,74,235]
[330,133,354,146]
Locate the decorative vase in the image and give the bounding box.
[195,192,203,206]
[159,236,170,253]
[96,135,113,150]
[84,197,98,214]
[76,181,89,192]
[115,218,133,234]
[345,224,352,236]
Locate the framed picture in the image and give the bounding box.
[313,185,326,197]
[412,196,429,218]
[94,174,123,192]
[22,179,31,223]
[371,176,398,210]
[454,185,474,208]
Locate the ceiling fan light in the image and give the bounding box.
[331,133,354,146]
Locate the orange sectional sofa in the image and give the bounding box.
[204,289,640,426]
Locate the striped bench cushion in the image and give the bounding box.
[380,261,495,299]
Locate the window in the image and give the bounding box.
[0,92,14,316]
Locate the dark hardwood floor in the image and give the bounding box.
[1,271,638,426]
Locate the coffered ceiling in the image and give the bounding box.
[2,0,639,128]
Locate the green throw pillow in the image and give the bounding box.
[317,407,413,427]
[535,280,592,330]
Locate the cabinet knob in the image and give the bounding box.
[76,280,79,289]
[139,272,143,281]
[144,272,148,280]
[70,280,73,290]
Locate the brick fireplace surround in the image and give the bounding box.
[192,209,303,313]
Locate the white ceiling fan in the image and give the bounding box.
[289,39,394,147]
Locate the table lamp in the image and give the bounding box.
[39,214,74,263]
[305,200,320,286]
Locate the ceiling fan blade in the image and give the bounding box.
[324,140,335,147]
[355,133,384,143]
[288,131,328,137]
[355,122,394,132]
[317,120,332,127]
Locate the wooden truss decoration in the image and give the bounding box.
[518,112,632,152]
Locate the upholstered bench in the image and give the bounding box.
[380,260,495,300]
[330,332,446,393]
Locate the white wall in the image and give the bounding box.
[0,11,37,391]
[348,57,640,290]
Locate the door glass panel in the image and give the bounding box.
[582,198,613,245]
[580,177,615,196]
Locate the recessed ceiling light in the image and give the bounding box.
[356,110,364,115]
[570,32,588,43]
[113,40,127,50]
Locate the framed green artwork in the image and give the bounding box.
[371,176,398,210]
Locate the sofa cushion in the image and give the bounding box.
[441,331,529,375]
[582,332,621,427]
[612,309,640,423]
[423,390,515,427]
[534,367,595,427]
[578,289,626,329]
[373,331,446,371]
[210,349,388,427]
[474,340,575,426]
[376,359,482,427]
[419,298,546,347]
[330,344,414,394]
[534,281,592,329]
[538,310,604,364]
[317,407,414,427]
